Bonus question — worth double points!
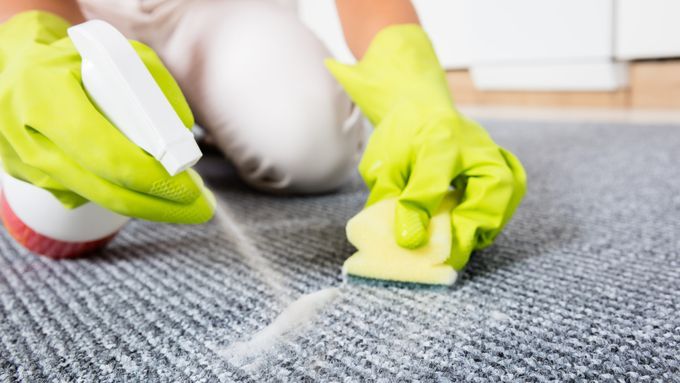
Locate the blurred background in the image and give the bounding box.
[297,0,679,111]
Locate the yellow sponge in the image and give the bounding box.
[343,191,458,286]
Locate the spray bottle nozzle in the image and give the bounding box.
[68,20,201,176]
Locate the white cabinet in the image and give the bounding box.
[460,0,626,91]
[463,0,614,64]
[616,0,680,60]
[411,0,469,69]
[297,0,676,92]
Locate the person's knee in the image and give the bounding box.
[170,0,365,193]
[235,101,365,193]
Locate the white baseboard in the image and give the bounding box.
[470,61,629,91]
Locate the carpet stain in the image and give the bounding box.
[489,310,511,322]
[218,287,340,370]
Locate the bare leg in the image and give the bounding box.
[335,0,420,59]
[0,0,85,23]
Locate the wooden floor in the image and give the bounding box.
[447,60,680,109]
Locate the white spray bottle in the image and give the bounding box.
[0,20,202,259]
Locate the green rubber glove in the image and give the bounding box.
[0,11,214,224]
[326,25,526,270]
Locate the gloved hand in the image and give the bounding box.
[0,11,214,224]
[326,24,526,270]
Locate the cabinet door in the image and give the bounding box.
[460,0,626,91]
[616,0,680,60]
[412,0,470,69]
[462,0,614,64]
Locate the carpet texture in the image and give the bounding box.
[1,120,679,382]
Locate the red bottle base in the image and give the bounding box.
[0,192,118,259]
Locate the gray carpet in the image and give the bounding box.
[1,120,679,382]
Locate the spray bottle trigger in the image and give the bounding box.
[67,20,201,176]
